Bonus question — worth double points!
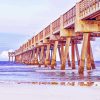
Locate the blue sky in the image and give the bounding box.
[0,0,100,61]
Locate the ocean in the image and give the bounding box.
[0,61,100,85]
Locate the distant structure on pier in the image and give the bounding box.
[8,52,15,62]
[14,0,100,74]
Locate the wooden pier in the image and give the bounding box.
[14,0,100,74]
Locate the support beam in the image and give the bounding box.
[79,33,89,74]
[39,46,44,66]
[50,49,53,63]
[90,44,95,69]
[58,44,64,65]
[35,48,39,64]
[61,37,71,70]
[31,50,35,65]
[58,46,61,64]
[60,44,64,65]
[43,49,46,63]
[51,41,58,69]
[86,35,92,70]
[45,44,51,67]
[30,50,33,64]
[67,53,71,67]
[31,49,35,65]
[28,51,32,64]
[71,40,76,69]
[75,44,80,66]
[25,52,28,64]
[86,35,95,70]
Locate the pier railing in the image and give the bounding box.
[45,25,50,37]
[32,37,34,45]
[26,42,29,49]
[79,0,100,18]
[35,34,39,43]
[63,6,76,28]
[27,39,32,49]
[52,18,60,33]
[25,43,27,50]
[39,31,43,41]
[29,39,32,46]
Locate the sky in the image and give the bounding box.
[0,0,100,61]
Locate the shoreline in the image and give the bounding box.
[0,80,100,87]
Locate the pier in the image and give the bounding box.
[8,52,15,62]
[14,0,100,74]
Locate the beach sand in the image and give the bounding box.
[0,84,100,100]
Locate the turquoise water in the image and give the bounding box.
[0,61,100,84]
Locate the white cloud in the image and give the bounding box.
[0,49,13,61]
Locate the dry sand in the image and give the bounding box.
[0,83,100,100]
